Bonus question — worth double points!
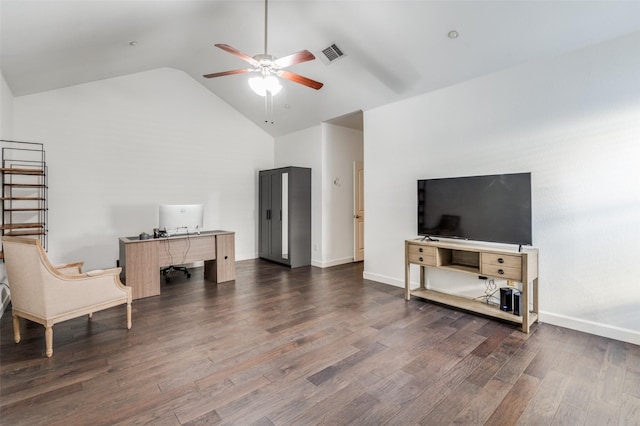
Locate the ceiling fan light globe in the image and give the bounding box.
[249,75,282,96]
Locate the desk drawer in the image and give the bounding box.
[407,244,436,266]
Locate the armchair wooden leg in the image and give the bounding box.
[45,326,53,357]
[13,315,21,343]
[126,303,132,330]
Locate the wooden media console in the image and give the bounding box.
[405,238,539,332]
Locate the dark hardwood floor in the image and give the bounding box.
[1,260,639,425]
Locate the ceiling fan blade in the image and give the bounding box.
[203,69,252,78]
[279,70,324,90]
[273,50,316,68]
[215,44,260,67]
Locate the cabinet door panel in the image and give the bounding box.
[259,172,272,258]
[270,172,283,261]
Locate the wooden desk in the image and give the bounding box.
[119,231,235,299]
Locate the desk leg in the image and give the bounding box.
[216,233,235,282]
[204,234,236,283]
[125,240,160,300]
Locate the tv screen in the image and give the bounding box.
[417,172,532,245]
[158,204,204,236]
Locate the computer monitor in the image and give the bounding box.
[158,204,203,236]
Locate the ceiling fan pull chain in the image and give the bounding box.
[264,93,268,122]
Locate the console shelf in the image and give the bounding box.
[405,239,539,333]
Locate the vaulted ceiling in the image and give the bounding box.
[2,1,640,137]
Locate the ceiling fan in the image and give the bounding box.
[203,0,323,96]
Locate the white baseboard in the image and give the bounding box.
[312,256,354,268]
[363,271,404,287]
[539,311,640,346]
[238,252,259,262]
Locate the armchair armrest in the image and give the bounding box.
[55,261,85,275]
[86,268,121,277]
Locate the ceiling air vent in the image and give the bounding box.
[320,43,345,64]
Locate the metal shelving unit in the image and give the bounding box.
[1,140,48,258]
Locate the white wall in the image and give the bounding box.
[322,123,364,266]
[274,125,323,265]
[1,73,13,138]
[364,32,640,345]
[13,67,273,270]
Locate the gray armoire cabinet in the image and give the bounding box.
[259,167,311,268]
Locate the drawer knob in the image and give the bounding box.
[498,258,504,263]
[498,269,504,275]
[419,248,423,253]
[419,257,423,262]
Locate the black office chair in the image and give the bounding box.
[160,265,191,282]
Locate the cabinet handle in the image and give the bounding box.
[419,248,423,253]
[498,269,504,275]
[498,258,504,263]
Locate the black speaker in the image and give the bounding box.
[500,288,513,312]
[513,292,522,316]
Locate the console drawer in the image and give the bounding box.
[482,253,521,268]
[408,252,436,266]
[407,244,436,266]
[481,264,521,280]
[481,253,522,280]
[408,244,436,257]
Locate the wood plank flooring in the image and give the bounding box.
[1,259,639,425]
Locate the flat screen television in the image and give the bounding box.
[417,172,532,245]
[158,204,203,236]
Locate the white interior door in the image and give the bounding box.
[354,161,364,262]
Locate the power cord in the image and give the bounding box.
[163,235,174,266]
[475,278,500,306]
[181,232,191,264]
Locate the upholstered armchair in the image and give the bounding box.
[2,236,132,357]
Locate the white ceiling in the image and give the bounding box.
[2,1,640,137]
